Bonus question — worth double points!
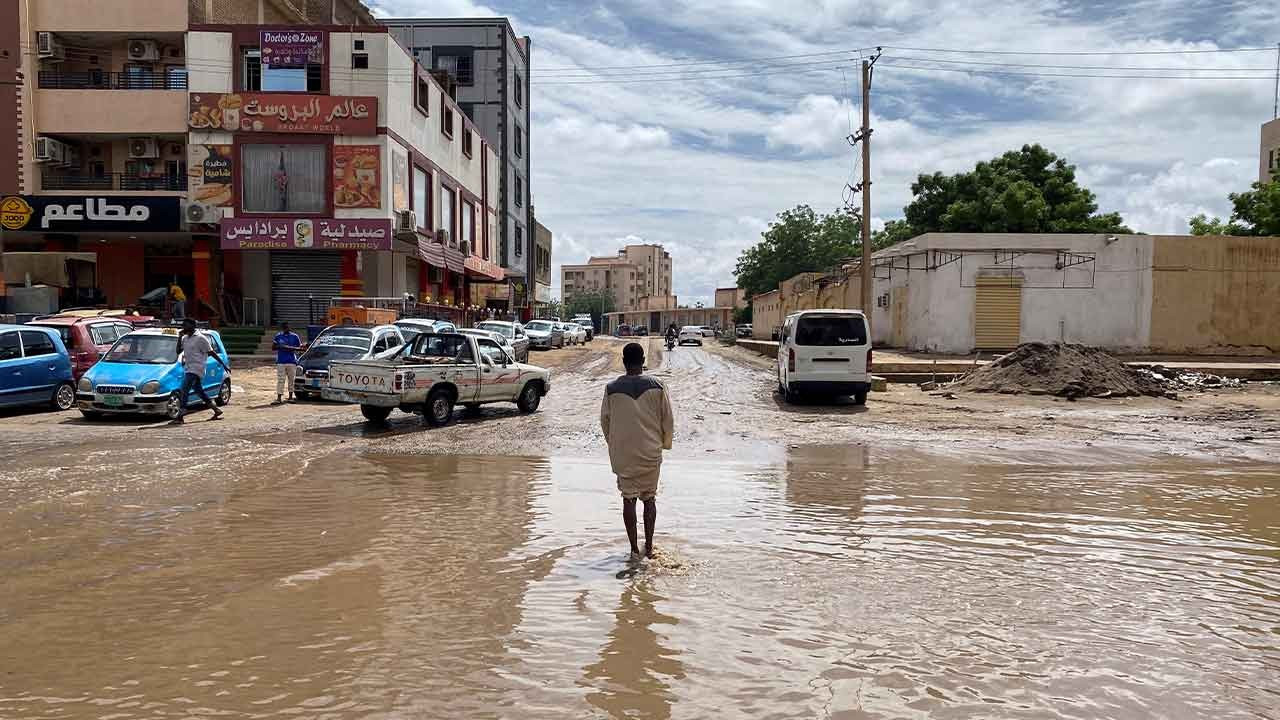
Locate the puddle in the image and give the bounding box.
[1,448,1277,718]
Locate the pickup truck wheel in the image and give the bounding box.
[424,389,454,427]
[517,383,542,413]
[853,390,868,406]
[360,404,392,423]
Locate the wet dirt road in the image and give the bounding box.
[2,339,1279,718]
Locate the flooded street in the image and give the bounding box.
[3,438,1278,718]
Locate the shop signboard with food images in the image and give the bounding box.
[187,145,234,207]
[189,93,378,135]
[220,218,392,251]
[260,30,324,68]
[333,145,381,209]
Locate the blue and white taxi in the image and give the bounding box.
[75,327,231,419]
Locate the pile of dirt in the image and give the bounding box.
[949,342,1169,399]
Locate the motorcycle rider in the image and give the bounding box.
[665,324,678,348]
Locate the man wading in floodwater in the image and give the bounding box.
[601,343,674,561]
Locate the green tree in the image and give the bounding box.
[734,205,860,298]
[733,305,752,325]
[563,289,616,328]
[881,144,1131,240]
[1189,178,1280,236]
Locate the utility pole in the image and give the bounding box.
[858,50,881,323]
[1273,42,1279,119]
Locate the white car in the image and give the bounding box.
[678,326,703,346]
[777,309,871,405]
[700,326,717,337]
[562,322,588,345]
[459,328,520,363]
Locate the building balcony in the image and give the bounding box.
[41,173,187,192]
[34,0,187,33]
[34,77,189,135]
[38,71,187,91]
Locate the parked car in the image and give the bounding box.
[476,320,530,362]
[459,327,521,363]
[324,332,551,425]
[295,324,405,399]
[777,309,872,405]
[616,324,633,337]
[562,322,588,345]
[394,318,456,344]
[26,315,141,380]
[571,316,596,340]
[736,324,753,338]
[635,326,649,337]
[0,324,75,411]
[700,326,717,338]
[678,326,704,346]
[524,320,564,349]
[75,327,230,419]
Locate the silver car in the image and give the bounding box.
[524,320,564,349]
[476,321,531,362]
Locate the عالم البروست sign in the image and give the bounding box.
[189,93,378,135]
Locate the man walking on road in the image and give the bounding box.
[600,342,674,561]
[173,318,229,423]
[272,321,303,405]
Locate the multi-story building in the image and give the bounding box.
[560,243,672,314]
[2,0,503,325]
[382,18,532,317]
[1262,118,1280,183]
[532,217,552,311]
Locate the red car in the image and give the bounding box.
[25,314,152,380]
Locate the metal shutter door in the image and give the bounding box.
[974,276,1023,350]
[270,252,342,327]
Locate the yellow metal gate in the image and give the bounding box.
[974,276,1023,350]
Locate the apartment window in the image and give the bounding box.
[459,102,476,122]
[463,201,476,253]
[514,72,524,108]
[413,166,430,229]
[352,52,369,69]
[514,176,523,208]
[462,128,473,158]
[440,185,455,241]
[242,144,326,213]
[441,106,454,138]
[514,126,524,158]
[415,73,430,116]
[434,53,474,86]
[515,225,523,257]
[241,47,321,92]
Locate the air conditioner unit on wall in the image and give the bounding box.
[35,137,68,164]
[437,228,450,246]
[129,137,159,159]
[127,39,160,62]
[396,210,417,236]
[36,32,65,61]
[459,240,471,257]
[184,201,223,226]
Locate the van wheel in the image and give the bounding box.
[517,383,541,413]
[424,388,454,427]
[853,390,868,406]
[361,404,392,423]
[783,386,801,404]
[51,382,75,411]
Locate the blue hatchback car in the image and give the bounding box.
[76,327,231,419]
[0,324,76,411]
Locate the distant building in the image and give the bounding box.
[1262,118,1280,183]
[715,287,747,310]
[561,242,672,314]
[533,216,552,311]
[382,18,532,315]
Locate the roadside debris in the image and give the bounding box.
[948,343,1172,399]
[1135,365,1244,391]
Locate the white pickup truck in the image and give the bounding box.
[322,332,550,425]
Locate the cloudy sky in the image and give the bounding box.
[370,0,1280,306]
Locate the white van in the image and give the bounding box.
[777,309,872,404]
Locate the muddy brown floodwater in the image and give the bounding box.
[2,441,1278,718]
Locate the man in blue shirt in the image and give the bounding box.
[272,321,304,405]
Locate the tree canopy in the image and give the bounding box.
[733,205,860,298]
[888,144,1131,238]
[1189,178,1280,236]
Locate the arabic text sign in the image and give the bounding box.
[0,195,181,232]
[220,218,393,251]
[189,93,378,135]
[260,30,324,68]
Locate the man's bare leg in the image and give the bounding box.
[623,497,641,559]
[642,498,657,558]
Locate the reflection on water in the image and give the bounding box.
[1,446,1277,718]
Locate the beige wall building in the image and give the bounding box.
[561,242,673,313]
[1262,118,1280,183]
[715,286,746,309]
[750,269,863,340]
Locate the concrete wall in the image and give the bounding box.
[752,290,781,339]
[870,234,1154,353]
[36,0,187,32]
[1149,235,1280,353]
[34,90,188,135]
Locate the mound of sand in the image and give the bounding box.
[950,342,1168,399]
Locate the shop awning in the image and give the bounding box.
[443,245,466,274]
[416,237,445,269]
[3,252,97,288]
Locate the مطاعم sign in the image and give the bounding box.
[0,196,34,230]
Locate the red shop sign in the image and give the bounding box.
[189,93,378,135]
[220,218,393,250]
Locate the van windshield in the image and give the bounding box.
[795,316,867,346]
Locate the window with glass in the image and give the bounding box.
[413,166,429,228]
[514,176,523,207]
[242,144,326,214]
[435,54,474,85]
[515,224,523,256]
[514,126,523,158]
[240,47,321,92]
[19,331,56,357]
[463,201,476,251]
[462,128,473,157]
[440,186,455,240]
[514,72,524,107]
[442,106,454,138]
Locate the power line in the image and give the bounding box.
[537,47,877,73]
[881,44,1280,56]
[529,55,860,81]
[877,61,1278,81]
[534,62,856,86]
[885,54,1277,73]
